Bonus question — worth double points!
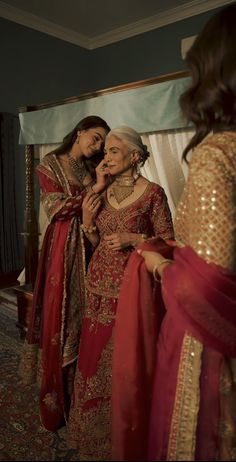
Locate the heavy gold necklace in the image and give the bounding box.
[109,174,140,204]
[67,153,87,186]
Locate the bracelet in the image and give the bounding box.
[153,259,173,281]
[141,234,148,240]
[81,223,97,234]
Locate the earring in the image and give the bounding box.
[136,164,141,175]
[76,133,80,144]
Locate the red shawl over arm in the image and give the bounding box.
[163,246,236,356]
[148,246,236,461]
[111,238,173,461]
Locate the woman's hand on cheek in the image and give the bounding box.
[94,159,110,192]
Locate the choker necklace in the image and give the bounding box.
[109,173,140,204]
[67,153,87,186]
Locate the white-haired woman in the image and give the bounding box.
[67,126,174,460]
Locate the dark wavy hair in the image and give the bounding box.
[180,3,236,162]
[53,115,110,179]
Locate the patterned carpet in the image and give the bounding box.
[0,293,80,461]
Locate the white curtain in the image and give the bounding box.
[141,128,194,218]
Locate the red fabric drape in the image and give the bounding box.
[148,246,236,460]
[163,246,236,356]
[21,164,88,432]
[112,238,173,461]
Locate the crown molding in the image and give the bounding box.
[0,0,90,48]
[0,0,234,50]
[89,0,235,49]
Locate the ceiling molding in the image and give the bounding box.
[0,1,90,48]
[0,0,234,50]
[88,0,234,49]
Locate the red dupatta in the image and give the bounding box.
[147,246,236,461]
[162,246,236,356]
[19,156,89,432]
[111,238,173,461]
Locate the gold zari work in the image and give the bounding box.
[167,333,203,460]
[67,154,88,187]
[68,341,113,460]
[169,131,236,460]
[175,132,236,271]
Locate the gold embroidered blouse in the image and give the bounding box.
[175,131,236,271]
[86,182,174,298]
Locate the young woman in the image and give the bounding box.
[139,4,236,460]
[18,115,110,432]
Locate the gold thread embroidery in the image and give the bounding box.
[68,338,114,460]
[175,131,236,271]
[167,333,203,460]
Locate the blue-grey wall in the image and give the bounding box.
[0,18,89,113]
[86,9,217,90]
[0,6,223,270]
[0,7,222,112]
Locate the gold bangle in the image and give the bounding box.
[152,265,160,281]
[153,259,173,280]
[81,223,97,234]
[141,233,148,240]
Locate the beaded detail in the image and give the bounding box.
[68,154,88,186]
[175,131,236,271]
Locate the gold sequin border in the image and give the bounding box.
[167,333,203,460]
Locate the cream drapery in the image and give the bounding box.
[141,127,194,217]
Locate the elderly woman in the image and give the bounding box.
[67,126,174,460]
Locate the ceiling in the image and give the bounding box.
[0,0,233,49]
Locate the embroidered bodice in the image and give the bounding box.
[86,182,174,298]
[175,131,236,271]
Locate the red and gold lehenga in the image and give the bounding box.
[18,152,91,432]
[67,181,174,460]
[147,131,236,461]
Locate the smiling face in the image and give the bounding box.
[78,127,107,157]
[104,135,136,176]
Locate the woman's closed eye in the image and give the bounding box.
[94,135,101,142]
[104,148,120,156]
